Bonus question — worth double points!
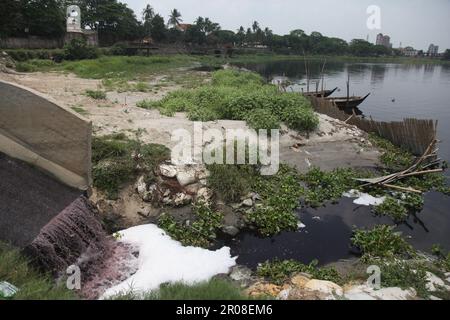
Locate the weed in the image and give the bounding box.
[111,279,249,300]
[351,225,414,261]
[0,242,77,300]
[85,90,106,100]
[92,133,170,199]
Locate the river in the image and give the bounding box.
[216,60,450,268]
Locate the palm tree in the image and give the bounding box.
[252,21,260,33]
[168,9,182,28]
[142,4,154,22]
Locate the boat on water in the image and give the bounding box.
[325,93,371,109]
[303,87,338,98]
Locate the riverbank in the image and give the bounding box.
[1,61,450,300]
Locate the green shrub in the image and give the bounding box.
[351,225,414,261]
[85,90,106,100]
[110,43,128,56]
[212,69,265,87]
[244,108,280,131]
[207,164,255,203]
[379,260,429,298]
[257,259,342,285]
[15,62,36,72]
[64,38,98,61]
[93,159,135,200]
[150,70,319,133]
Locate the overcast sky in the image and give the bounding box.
[123,0,450,51]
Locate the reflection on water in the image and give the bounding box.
[239,60,450,164]
[225,60,450,267]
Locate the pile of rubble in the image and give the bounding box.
[135,162,212,207]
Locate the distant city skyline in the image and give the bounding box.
[123,0,450,51]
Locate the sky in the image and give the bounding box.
[122,0,450,51]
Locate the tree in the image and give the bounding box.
[142,4,154,22]
[252,21,260,33]
[0,0,65,38]
[236,26,245,45]
[150,14,166,42]
[443,49,450,60]
[75,0,142,45]
[142,4,155,37]
[349,39,375,56]
[168,8,182,28]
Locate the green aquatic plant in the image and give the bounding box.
[158,202,224,248]
[248,166,303,236]
[256,259,342,285]
[299,167,367,207]
[368,133,414,170]
[351,225,414,261]
[373,196,409,222]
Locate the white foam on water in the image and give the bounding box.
[343,189,386,206]
[101,224,236,298]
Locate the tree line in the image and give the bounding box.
[1,0,447,58]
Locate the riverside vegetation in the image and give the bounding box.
[137,69,319,132]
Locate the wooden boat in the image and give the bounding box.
[303,87,338,98]
[325,93,371,109]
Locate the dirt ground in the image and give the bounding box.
[0,70,380,173]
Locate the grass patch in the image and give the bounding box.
[140,70,318,132]
[351,225,414,261]
[70,105,88,116]
[92,132,170,199]
[85,90,106,100]
[0,242,76,300]
[111,279,249,300]
[158,202,224,248]
[257,259,342,285]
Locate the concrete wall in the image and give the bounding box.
[0,80,91,190]
[0,37,63,49]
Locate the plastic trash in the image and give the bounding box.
[0,281,19,298]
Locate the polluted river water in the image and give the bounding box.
[215,61,450,268]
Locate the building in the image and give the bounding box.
[376,33,392,48]
[401,46,418,57]
[176,24,192,32]
[428,44,439,57]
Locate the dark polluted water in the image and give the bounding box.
[218,61,450,269]
[214,193,450,269]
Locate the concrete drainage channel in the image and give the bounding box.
[0,80,102,278]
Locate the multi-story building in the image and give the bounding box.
[376,33,392,48]
[428,44,439,57]
[401,46,418,57]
